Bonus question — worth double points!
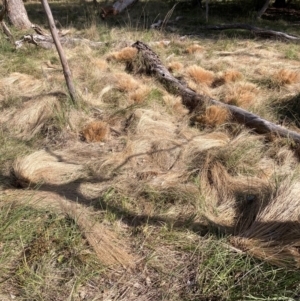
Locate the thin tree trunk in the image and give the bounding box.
[128,41,300,144]
[257,0,271,18]
[41,0,77,104]
[100,0,138,18]
[205,0,209,22]
[6,0,31,29]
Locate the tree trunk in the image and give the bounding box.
[257,0,271,18]
[100,0,138,18]
[6,0,31,29]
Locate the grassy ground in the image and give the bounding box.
[1,0,300,300]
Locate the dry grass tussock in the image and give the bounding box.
[129,85,151,103]
[194,105,230,127]
[168,61,183,72]
[13,149,88,187]
[221,82,259,108]
[107,46,138,61]
[115,72,140,91]
[273,69,300,86]
[186,65,215,86]
[0,72,45,102]
[81,120,109,142]
[185,44,204,54]
[2,95,60,140]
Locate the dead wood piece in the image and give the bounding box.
[198,23,300,41]
[15,34,104,49]
[129,41,300,144]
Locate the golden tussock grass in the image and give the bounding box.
[222,82,259,108]
[116,72,140,91]
[273,69,300,86]
[163,95,189,116]
[129,86,151,103]
[222,69,242,83]
[194,105,230,127]
[92,58,109,71]
[81,121,109,142]
[6,95,60,140]
[107,47,138,62]
[2,189,135,267]
[13,150,87,187]
[186,65,215,86]
[186,44,204,54]
[0,73,45,101]
[168,61,183,72]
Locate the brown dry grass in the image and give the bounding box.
[273,69,300,86]
[108,47,138,62]
[168,61,183,72]
[221,82,259,108]
[81,121,109,142]
[116,72,140,91]
[129,86,151,103]
[194,105,230,127]
[186,65,215,86]
[185,44,204,54]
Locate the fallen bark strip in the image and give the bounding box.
[130,41,300,144]
[198,23,300,41]
[15,33,105,49]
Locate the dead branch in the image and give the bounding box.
[15,33,105,49]
[0,0,14,44]
[41,0,77,104]
[198,23,300,41]
[129,41,300,144]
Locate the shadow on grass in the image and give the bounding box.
[273,93,300,128]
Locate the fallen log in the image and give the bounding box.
[197,23,300,41]
[129,41,300,144]
[15,32,105,49]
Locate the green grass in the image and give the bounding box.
[0,202,104,300]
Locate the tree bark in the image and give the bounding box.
[41,0,77,104]
[128,41,300,144]
[100,0,138,18]
[6,0,31,29]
